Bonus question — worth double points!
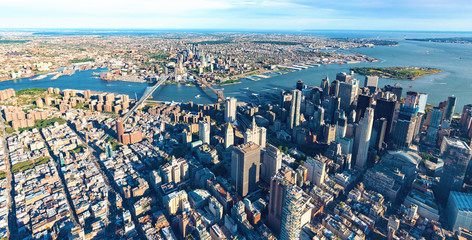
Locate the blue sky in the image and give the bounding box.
[1,0,472,31]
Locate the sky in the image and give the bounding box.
[1,0,472,31]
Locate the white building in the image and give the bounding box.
[225,97,237,123]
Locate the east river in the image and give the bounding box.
[2,31,472,110]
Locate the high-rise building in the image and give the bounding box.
[225,97,237,123]
[304,155,327,186]
[231,142,261,197]
[460,104,472,131]
[374,97,400,141]
[320,76,330,100]
[438,137,471,202]
[116,117,124,143]
[225,123,234,149]
[289,89,302,129]
[268,170,296,234]
[446,191,472,232]
[199,121,210,144]
[280,185,305,240]
[296,80,304,90]
[444,95,457,122]
[364,76,378,92]
[338,80,359,113]
[244,117,266,148]
[370,118,387,150]
[426,108,443,145]
[356,94,374,122]
[354,108,374,170]
[384,84,403,101]
[261,144,282,183]
[392,99,418,149]
[335,111,347,140]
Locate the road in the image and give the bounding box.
[0,116,18,239]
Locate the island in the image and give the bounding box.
[406,37,472,44]
[351,66,442,80]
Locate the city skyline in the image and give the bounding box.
[1,0,472,31]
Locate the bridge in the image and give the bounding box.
[123,74,170,122]
[194,76,225,102]
[99,74,170,142]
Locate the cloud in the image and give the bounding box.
[0,0,471,30]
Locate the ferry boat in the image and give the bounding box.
[195,95,201,99]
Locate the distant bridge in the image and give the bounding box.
[123,74,170,122]
[194,76,225,102]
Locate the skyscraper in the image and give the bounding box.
[261,144,282,183]
[268,168,297,234]
[426,108,443,145]
[304,155,327,186]
[374,97,400,141]
[364,75,379,92]
[335,111,347,140]
[354,108,374,170]
[224,97,237,123]
[438,137,471,203]
[289,89,302,129]
[280,185,305,240]
[444,95,457,122]
[338,80,359,113]
[244,117,267,149]
[199,121,210,144]
[231,142,261,197]
[370,118,387,150]
[320,76,330,100]
[392,99,418,149]
[225,123,234,149]
[116,117,124,143]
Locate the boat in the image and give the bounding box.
[195,95,201,99]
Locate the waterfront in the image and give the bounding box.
[1,31,472,109]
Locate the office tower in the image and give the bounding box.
[199,121,210,144]
[225,123,234,149]
[438,137,472,202]
[384,84,403,101]
[261,144,282,183]
[338,80,359,113]
[231,142,261,197]
[370,118,387,150]
[407,91,428,114]
[356,94,374,122]
[244,117,267,149]
[289,89,302,129]
[320,76,330,100]
[281,91,292,110]
[313,106,325,133]
[460,104,472,131]
[374,97,400,141]
[268,173,290,234]
[116,117,124,143]
[392,98,418,149]
[304,155,327,186]
[325,96,338,123]
[336,72,352,83]
[446,191,472,232]
[354,108,374,170]
[330,80,340,97]
[225,97,237,123]
[280,185,305,240]
[426,108,443,145]
[296,80,304,90]
[323,124,337,144]
[336,111,347,140]
[364,76,378,92]
[444,95,457,121]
